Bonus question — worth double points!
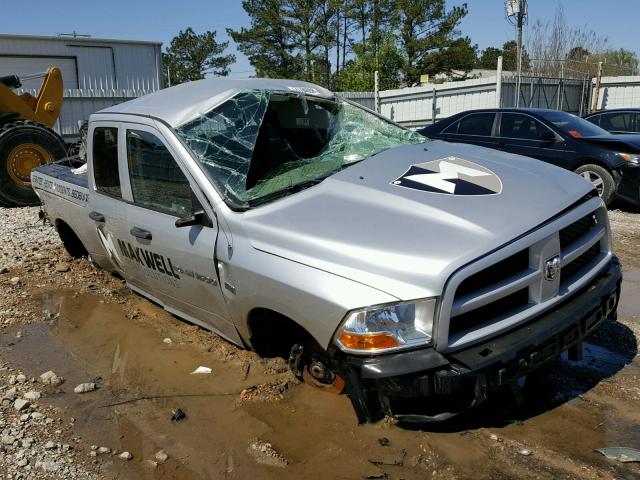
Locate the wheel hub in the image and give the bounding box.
[580,170,604,196]
[6,143,53,189]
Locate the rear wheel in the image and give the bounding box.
[574,164,616,206]
[0,120,66,206]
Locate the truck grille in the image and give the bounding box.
[443,201,609,350]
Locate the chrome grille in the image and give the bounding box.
[441,199,610,351]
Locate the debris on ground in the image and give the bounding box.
[39,370,64,386]
[190,366,212,374]
[596,447,640,463]
[247,439,288,467]
[155,449,169,463]
[171,408,186,422]
[73,382,97,393]
[118,451,133,461]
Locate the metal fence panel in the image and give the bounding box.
[595,76,640,110]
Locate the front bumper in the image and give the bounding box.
[333,257,622,423]
[617,165,640,206]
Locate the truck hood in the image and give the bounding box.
[241,140,594,300]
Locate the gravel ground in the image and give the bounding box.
[0,204,639,480]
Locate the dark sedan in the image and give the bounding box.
[584,108,640,134]
[419,108,640,206]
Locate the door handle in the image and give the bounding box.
[130,226,152,240]
[89,211,105,222]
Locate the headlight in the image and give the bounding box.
[616,152,640,166]
[334,298,437,354]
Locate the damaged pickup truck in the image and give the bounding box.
[31,78,622,423]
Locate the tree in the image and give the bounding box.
[163,28,235,85]
[395,0,468,85]
[422,36,477,79]
[527,2,607,77]
[228,0,303,80]
[476,41,529,71]
[336,34,403,91]
[501,40,529,71]
[599,48,639,76]
[477,46,502,69]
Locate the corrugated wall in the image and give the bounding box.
[595,76,640,110]
[341,75,591,127]
[0,35,162,139]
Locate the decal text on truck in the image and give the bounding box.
[116,239,180,280]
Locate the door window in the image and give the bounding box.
[499,113,552,140]
[585,114,601,127]
[126,129,193,217]
[455,113,496,136]
[93,127,121,198]
[600,112,633,132]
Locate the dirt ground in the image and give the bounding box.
[0,202,639,480]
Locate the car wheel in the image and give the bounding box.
[574,164,616,206]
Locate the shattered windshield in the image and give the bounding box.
[176,89,424,207]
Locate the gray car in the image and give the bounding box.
[32,78,622,423]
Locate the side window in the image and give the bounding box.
[635,113,640,133]
[600,112,632,132]
[585,114,601,127]
[499,113,551,140]
[126,129,194,217]
[456,113,495,136]
[93,127,121,198]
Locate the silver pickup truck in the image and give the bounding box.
[32,78,622,423]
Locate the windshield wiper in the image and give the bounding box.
[247,178,327,208]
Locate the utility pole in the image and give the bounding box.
[591,61,603,112]
[506,0,527,107]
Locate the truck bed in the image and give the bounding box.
[32,163,89,207]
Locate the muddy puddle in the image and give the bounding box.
[1,281,640,479]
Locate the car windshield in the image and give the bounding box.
[538,110,610,138]
[175,89,424,208]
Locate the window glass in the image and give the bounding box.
[540,110,608,138]
[635,113,640,133]
[126,129,193,217]
[585,114,601,127]
[176,90,424,207]
[93,127,121,198]
[499,113,552,140]
[600,112,632,132]
[456,113,495,136]
[441,120,459,134]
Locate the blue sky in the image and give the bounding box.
[2,0,637,76]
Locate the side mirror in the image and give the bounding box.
[538,130,557,142]
[175,210,212,228]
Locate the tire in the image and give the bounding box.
[574,164,616,206]
[0,120,66,207]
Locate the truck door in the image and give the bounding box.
[87,122,132,275]
[117,123,240,344]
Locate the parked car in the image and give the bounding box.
[32,80,621,423]
[419,108,640,206]
[584,108,640,134]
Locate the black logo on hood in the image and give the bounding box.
[391,156,502,195]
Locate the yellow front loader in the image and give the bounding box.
[0,67,66,206]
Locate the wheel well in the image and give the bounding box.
[247,308,317,358]
[55,220,88,258]
[573,159,612,173]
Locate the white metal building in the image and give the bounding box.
[0,34,163,139]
